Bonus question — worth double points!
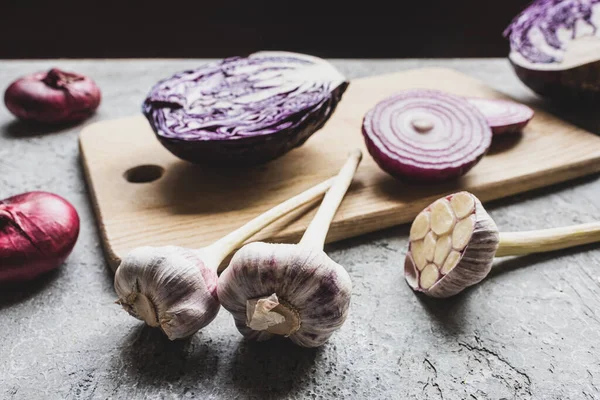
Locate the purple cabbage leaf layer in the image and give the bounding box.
[504,0,600,64]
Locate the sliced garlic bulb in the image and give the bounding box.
[405,190,600,298]
[404,192,499,298]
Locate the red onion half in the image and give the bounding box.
[0,191,80,283]
[362,89,493,182]
[467,97,534,135]
[4,68,101,124]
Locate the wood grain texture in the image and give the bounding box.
[79,67,600,270]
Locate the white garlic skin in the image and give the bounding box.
[405,194,500,298]
[217,242,353,348]
[114,245,219,340]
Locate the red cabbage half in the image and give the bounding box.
[142,51,349,166]
[504,0,600,102]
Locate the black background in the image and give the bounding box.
[0,1,530,59]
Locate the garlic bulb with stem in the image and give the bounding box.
[217,149,362,348]
[405,191,600,298]
[114,175,338,340]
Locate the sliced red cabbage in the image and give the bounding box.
[467,97,534,134]
[504,0,600,101]
[362,89,492,183]
[142,51,348,166]
[504,0,600,65]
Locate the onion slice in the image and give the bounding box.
[467,97,534,135]
[361,89,492,182]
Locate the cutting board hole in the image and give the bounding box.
[124,165,164,183]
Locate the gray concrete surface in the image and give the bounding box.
[1,59,599,400]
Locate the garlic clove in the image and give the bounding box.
[433,234,452,266]
[419,264,440,289]
[217,242,352,348]
[114,246,219,340]
[404,191,499,298]
[423,231,437,262]
[452,216,475,251]
[430,198,456,235]
[410,240,428,271]
[450,191,475,219]
[440,250,461,275]
[409,211,430,241]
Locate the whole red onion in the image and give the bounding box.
[0,191,80,283]
[4,68,101,124]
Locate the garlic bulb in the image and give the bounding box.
[405,190,600,298]
[218,149,362,347]
[218,243,352,347]
[114,176,338,340]
[115,246,217,339]
[404,191,499,298]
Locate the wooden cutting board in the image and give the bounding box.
[79,67,600,271]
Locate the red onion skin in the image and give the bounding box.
[4,68,101,124]
[0,191,80,283]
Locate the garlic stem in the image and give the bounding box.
[299,149,363,250]
[496,222,600,257]
[199,177,335,270]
